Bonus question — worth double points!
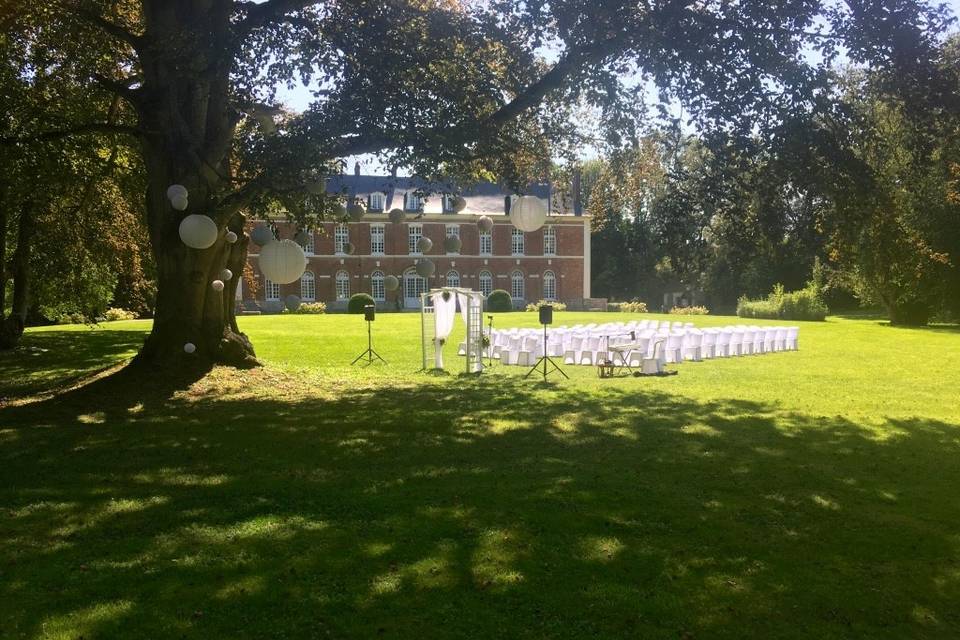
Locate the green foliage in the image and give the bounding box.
[669,305,709,316]
[103,308,138,322]
[486,289,513,312]
[738,283,827,321]
[525,300,566,312]
[607,300,649,313]
[347,293,375,314]
[286,302,326,314]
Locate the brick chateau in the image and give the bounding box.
[242,171,591,310]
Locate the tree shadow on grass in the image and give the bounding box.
[2,371,960,639]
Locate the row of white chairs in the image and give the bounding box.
[461,323,799,372]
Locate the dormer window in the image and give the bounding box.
[405,192,423,212]
[442,194,455,213]
[369,192,385,212]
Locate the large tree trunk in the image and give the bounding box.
[0,208,34,350]
[132,1,259,368]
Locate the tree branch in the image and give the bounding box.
[0,123,145,146]
[233,0,316,39]
[71,5,143,50]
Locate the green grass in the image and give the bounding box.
[2,312,959,639]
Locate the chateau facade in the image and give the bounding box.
[243,173,590,310]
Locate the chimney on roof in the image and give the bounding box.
[572,166,582,216]
[354,162,361,176]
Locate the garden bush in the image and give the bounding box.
[55,312,88,325]
[347,293,375,314]
[669,305,709,315]
[525,299,567,312]
[287,302,326,314]
[486,289,513,312]
[620,301,649,313]
[737,283,827,321]
[606,302,621,312]
[103,308,138,322]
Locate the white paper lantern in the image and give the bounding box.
[444,236,462,253]
[170,194,189,211]
[417,236,433,253]
[211,279,225,292]
[347,202,365,221]
[220,268,233,281]
[166,184,188,201]
[384,275,399,291]
[285,295,301,312]
[452,195,467,212]
[183,342,196,354]
[178,214,218,249]
[510,195,548,232]
[478,215,494,232]
[225,231,238,244]
[259,239,306,284]
[388,208,405,224]
[415,259,435,278]
[250,225,274,246]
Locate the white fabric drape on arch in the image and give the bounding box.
[431,291,458,368]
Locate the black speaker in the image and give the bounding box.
[539,305,553,325]
[364,304,376,322]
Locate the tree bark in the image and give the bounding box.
[0,208,34,350]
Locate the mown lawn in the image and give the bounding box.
[1,312,959,639]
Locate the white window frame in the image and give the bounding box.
[369,192,385,212]
[370,223,385,255]
[265,278,280,301]
[542,270,556,301]
[405,192,423,212]
[543,226,556,256]
[511,228,525,256]
[300,271,316,301]
[371,270,385,301]
[408,223,423,255]
[446,270,460,288]
[335,270,350,300]
[334,223,349,255]
[478,270,493,297]
[479,229,492,256]
[445,224,460,255]
[511,270,525,301]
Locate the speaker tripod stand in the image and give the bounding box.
[525,323,568,381]
[351,318,386,366]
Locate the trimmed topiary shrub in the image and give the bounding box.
[487,289,513,312]
[103,308,138,322]
[285,302,326,314]
[669,305,709,315]
[620,300,649,313]
[347,293,375,314]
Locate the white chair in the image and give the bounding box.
[664,332,684,363]
[773,327,787,351]
[742,328,755,355]
[786,326,799,350]
[642,339,666,374]
[683,330,703,361]
[729,328,744,356]
[701,330,717,359]
[715,329,731,357]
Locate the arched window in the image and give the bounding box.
[478,270,493,297]
[446,270,460,288]
[511,270,525,301]
[371,270,385,301]
[335,270,350,300]
[264,278,280,301]
[300,271,316,301]
[542,270,556,301]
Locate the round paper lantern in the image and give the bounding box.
[344,241,356,255]
[225,231,238,244]
[347,202,365,221]
[415,259,435,278]
[166,184,188,201]
[388,208,405,224]
[294,229,311,246]
[331,202,347,218]
[183,342,196,354]
[444,236,462,253]
[250,225,274,246]
[384,275,399,291]
[510,195,548,232]
[452,195,467,212]
[178,214,218,249]
[259,239,306,284]
[417,236,433,253]
[478,215,494,232]
[211,279,225,292]
[170,194,189,211]
[285,295,301,312]
[220,268,233,281]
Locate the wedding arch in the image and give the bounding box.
[420,287,486,374]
